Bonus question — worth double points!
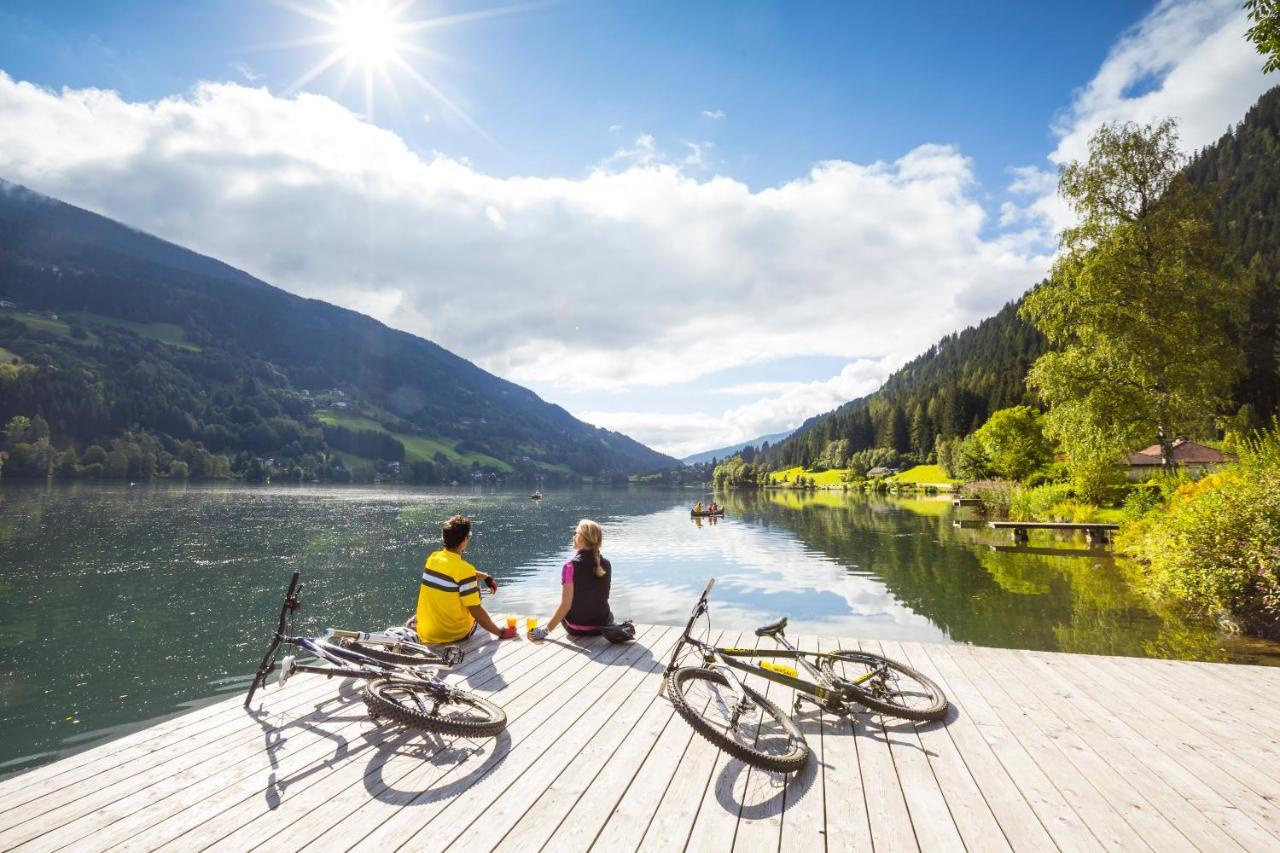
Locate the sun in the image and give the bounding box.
[278,0,528,142]
[333,0,405,69]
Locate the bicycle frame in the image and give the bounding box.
[244,570,458,708]
[662,577,887,713]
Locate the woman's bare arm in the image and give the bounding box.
[546,582,574,633]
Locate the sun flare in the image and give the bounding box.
[333,0,404,69]
[280,0,528,141]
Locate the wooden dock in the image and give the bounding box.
[4,625,1280,851]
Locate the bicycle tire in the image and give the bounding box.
[667,667,808,773]
[823,650,947,721]
[338,638,444,667]
[362,678,506,737]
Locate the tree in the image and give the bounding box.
[1021,119,1250,496]
[972,406,1054,481]
[1246,0,1280,73]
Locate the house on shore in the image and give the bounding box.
[1125,439,1236,480]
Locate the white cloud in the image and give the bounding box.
[0,73,1050,408]
[701,108,726,120]
[1005,0,1277,238]
[584,358,893,457]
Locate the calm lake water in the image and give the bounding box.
[2,481,1277,774]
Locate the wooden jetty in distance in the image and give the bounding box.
[988,520,1120,545]
[3,626,1280,851]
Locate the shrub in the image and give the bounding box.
[1119,424,1280,638]
[961,479,1015,515]
[1008,483,1075,520]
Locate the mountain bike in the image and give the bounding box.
[660,578,948,772]
[244,570,506,737]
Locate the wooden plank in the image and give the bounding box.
[0,674,346,847]
[635,632,761,852]
[775,633,828,853]
[801,637,875,853]
[877,640,1010,853]
[1009,648,1248,852]
[35,632,544,853]
[940,644,1147,852]
[439,628,680,853]
[914,644,1104,852]
[477,628,688,853]
[588,634,746,853]
[730,631,811,853]
[344,629,661,852]
[678,629,779,852]
[963,644,1196,852]
[1027,650,1280,850]
[896,642,1054,853]
[834,637,919,853]
[194,630,631,853]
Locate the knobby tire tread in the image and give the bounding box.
[667,667,809,773]
[362,678,506,737]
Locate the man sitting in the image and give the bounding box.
[409,514,512,643]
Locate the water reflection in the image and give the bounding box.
[0,481,1276,776]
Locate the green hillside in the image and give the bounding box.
[0,182,678,482]
[763,85,1280,471]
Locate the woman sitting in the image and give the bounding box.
[694,501,704,514]
[530,519,612,640]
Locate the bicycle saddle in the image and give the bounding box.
[754,617,788,637]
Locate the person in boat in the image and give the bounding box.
[405,514,513,643]
[707,501,719,514]
[530,519,613,641]
[694,501,704,514]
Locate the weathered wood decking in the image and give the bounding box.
[4,626,1280,852]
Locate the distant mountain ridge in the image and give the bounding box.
[759,85,1280,470]
[680,430,793,466]
[0,180,678,479]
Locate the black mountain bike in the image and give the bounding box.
[660,578,948,772]
[245,570,506,737]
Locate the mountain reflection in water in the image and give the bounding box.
[0,482,1276,774]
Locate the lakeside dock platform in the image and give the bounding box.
[4,625,1280,851]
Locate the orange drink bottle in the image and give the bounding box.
[527,616,538,634]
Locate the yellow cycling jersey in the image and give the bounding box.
[415,549,482,644]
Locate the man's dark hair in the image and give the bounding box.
[442,514,472,549]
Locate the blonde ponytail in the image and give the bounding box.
[576,519,605,577]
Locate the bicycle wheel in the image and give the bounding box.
[667,667,808,772]
[362,678,506,737]
[822,650,947,721]
[338,638,443,667]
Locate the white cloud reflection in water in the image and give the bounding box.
[491,506,949,643]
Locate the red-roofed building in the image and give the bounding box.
[1125,439,1237,479]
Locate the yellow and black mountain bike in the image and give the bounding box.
[660,578,948,772]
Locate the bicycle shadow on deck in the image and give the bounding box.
[248,678,368,810]
[361,723,514,807]
[710,704,955,820]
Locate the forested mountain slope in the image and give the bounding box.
[764,85,1280,470]
[0,181,677,480]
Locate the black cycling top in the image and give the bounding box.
[564,549,613,627]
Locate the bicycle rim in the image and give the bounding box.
[668,667,808,772]
[822,650,948,721]
[362,678,506,737]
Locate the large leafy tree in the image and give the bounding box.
[1246,0,1280,74]
[1021,119,1250,498]
[972,406,1053,481]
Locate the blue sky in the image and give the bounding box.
[0,0,1274,456]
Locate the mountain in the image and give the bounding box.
[0,181,678,481]
[680,430,793,466]
[760,85,1280,470]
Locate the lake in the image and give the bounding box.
[2,481,1276,774]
